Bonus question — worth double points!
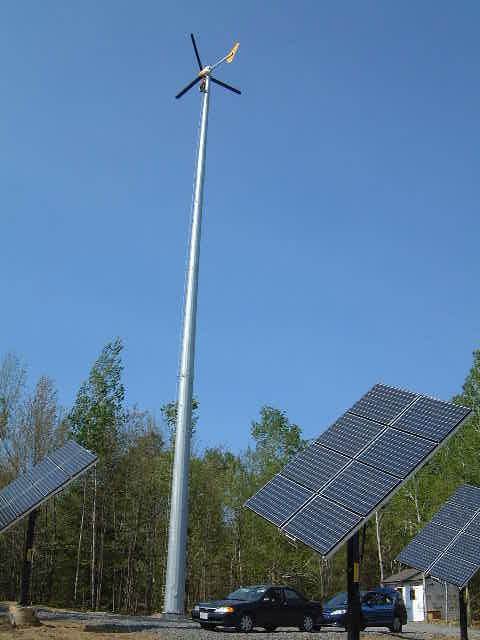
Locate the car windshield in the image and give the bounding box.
[324,592,348,608]
[226,587,267,601]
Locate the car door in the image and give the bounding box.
[361,592,378,626]
[256,588,284,627]
[375,593,394,626]
[283,588,305,627]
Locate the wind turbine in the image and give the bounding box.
[164,34,241,617]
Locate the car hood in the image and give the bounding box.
[197,599,248,608]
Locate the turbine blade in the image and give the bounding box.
[175,76,202,99]
[211,77,241,95]
[190,33,203,70]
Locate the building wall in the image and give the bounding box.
[425,579,459,621]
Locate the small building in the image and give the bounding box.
[384,568,459,622]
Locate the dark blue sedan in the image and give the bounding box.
[322,587,407,633]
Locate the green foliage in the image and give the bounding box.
[69,338,125,455]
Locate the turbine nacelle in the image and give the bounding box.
[175,34,241,100]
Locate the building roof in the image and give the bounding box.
[384,567,422,584]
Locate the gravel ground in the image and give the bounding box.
[2,603,479,639]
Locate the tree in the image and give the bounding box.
[69,337,125,456]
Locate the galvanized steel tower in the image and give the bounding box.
[163,34,241,617]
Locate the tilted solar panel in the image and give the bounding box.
[397,484,480,588]
[0,440,97,535]
[316,413,384,458]
[281,444,350,492]
[245,383,471,559]
[348,384,417,425]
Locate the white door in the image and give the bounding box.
[402,587,413,622]
[411,585,424,622]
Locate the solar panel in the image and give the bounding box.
[281,444,350,492]
[322,462,399,515]
[431,500,473,530]
[464,514,480,538]
[348,384,417,425]
[429,554,478,588]
[414,522,458,551]
[316,413,384,457]
[358,428,436,478]
[393,397,471,442]
[244,474,313,527]
[397,540,440,571]
[245,383,471,559]
[283,496,362,556]
[0,440,97,535]
[397,484,480,588]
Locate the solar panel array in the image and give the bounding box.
[397,484,480,588]
[245,384,471,558]
[0,440,97,534]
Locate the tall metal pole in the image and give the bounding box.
[164,74,210,617]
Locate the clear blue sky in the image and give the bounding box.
[1,1,479,452]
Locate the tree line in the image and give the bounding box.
[0,341,479,617]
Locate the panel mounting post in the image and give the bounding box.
[19,509,38,605]
[347,532,362,640]
[459,587,468,640]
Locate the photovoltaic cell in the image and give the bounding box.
[244,475,313,527]
[322,462,399,515]
[397,540,439,571]
[283,496,362,556]
[48,440,97,477]
[414,522,458,551]
[0,440,97,535]
[245,384,472,560]
[349,384,417,426]
[464,514,480,538]
[393,397,471,443]
[358,428,435,478]
[449,534,480,566]
[281,444,350,492]
[431,500,473,531]
[316,413,384,458]
[398,484,480,588]
[449,484,480,512]
[429,554,478,588]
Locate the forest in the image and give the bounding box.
[1,340,479,617]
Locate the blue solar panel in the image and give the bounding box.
[316,413,384,458]
[349,384,417,425]
[432,500,473,530]
[464,514,480,538]
[0,440,97,534]
[449,484,480,511]
[358,428,435,478]
[398,484,480,587]
[429,553,478,588]
[244,474,313,527]
[397,540,439,571]
[245,385,472,559]
[281,444,350,492]
[321,462,399,516]
[48,440,97,477]
[414,522,458,551]
[283,496,362,556]
[393,397,471,443]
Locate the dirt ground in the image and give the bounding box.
[0,617,169,639]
